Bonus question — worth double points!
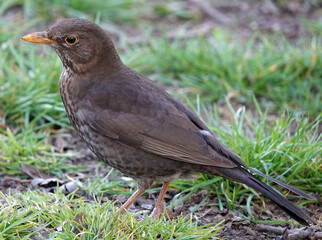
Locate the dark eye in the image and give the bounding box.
[65,36,78,45]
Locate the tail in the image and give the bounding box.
[215,167,313,226]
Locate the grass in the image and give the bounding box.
[0,43,67,128]
[1,0,142,23]
[0,0,321,238]
[127,31,322,117]
[0,191,223,239]
[0,126,71,176]
[170,99,321,210]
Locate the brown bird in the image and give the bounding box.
[22,18,314,225]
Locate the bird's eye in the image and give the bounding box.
[65,36,78,45]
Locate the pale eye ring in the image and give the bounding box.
[65,36,78,45]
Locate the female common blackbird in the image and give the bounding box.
[22,18,314,225]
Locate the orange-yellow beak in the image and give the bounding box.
[22,32,56,45]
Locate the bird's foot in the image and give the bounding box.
[151,205,175,220]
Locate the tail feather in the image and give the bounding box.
[247,166,315,200]
[216,167,313,226]
[201,130,314,200]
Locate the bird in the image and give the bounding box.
[22,18,314,225]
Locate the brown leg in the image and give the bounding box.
[121,189,146,213]
[152,182,170,220]
[121,179,153,214]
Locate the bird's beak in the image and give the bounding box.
[22,32,56,45]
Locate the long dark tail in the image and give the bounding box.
[215,167,312,226]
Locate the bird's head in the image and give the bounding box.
[22,18,123,75]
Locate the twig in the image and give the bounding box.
[256,224,286,234]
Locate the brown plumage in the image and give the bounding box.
[22,18,314,225]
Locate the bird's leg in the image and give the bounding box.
[121,189,146,213]
[152,181,170,220]
[121,179,152,214]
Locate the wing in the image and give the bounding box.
[77,105,236,168]
[75,71,236,168]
